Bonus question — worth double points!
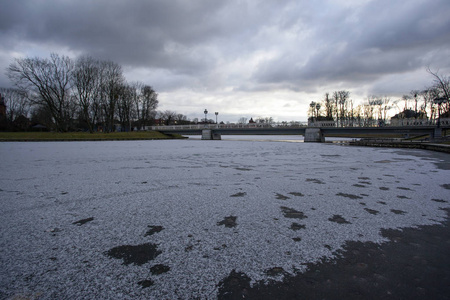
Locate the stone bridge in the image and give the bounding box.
[152,124,448,142]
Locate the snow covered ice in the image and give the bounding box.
[1,137,449,299]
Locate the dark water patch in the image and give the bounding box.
[329,215,351,224]
[397,187,412,191]
[306,178,325,184]
[324,245,332,250]
[375,160,392,163]
[276,193,290,200]
[218,209,450,300]
[379,187,390,191]
[290,223,306,230]
[353,184,366,188]
[138,279,154,288]
[214,244,228,250]
[72,217,94,226]
[364,208,379,215]
[235,167,252,171]
[432,199,448,203]
[336,193,363,200]
[230,192,246,197]
[292,237,301,242]
[361,194,369,197]
[217,216,237,228]
[280,206,307,219]
[391,209,407,215]
[383,174,395,177]
[359,202,366,206]
[289,192,304,197]
[441,184,450,190]
[105,243,161,266]
[358,177,370,180]
[145,225,164,237]
[378,201,387,205]
[321,154,341,158]
[397,195,411,199]
[265,267,286,276]
[218,270,252,299]
[359,181,371,185]
[150,264,170,275]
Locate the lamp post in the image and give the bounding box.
[204,109,208,124]
[215,112,219,124]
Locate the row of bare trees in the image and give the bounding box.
[5,53,159,132]
[309,69,449,126]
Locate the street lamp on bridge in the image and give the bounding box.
[204,109,208,124]
[215,112,219,124]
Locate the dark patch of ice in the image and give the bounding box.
[230,192,246,197]
[217,216,237,228]
[105,243,161,266]
[391,209,407,215]
[145,225,164,237]
[328,215,351,224]
[276,193,290,200]
[72,217,94,226]
[150,264,170,275]
[138,279,154,288]
[289,192,304,197]
[364,208,379,215]
[336,193,363,200]
[290,223,306,230]
[280,206,307,219]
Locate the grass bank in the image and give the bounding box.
[0,131,186,141]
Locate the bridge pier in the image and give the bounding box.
[433,128,442,139]
[304,128,325,142]
[201,129,221,140]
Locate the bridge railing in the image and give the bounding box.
[150,122,308,131]
[149,118,449,131]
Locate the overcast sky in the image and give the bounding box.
[1,0,449,122]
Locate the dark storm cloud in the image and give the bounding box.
[253,0,450,91]
[1,0,450,111]
[1,1,228,71]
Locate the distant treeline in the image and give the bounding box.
[2,53,188,132]
[308,68,449,126]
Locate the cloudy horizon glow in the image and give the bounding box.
[1,0,449,122]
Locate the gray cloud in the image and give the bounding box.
[1,0,449,121]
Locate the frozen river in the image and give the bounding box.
[1,137,449,299]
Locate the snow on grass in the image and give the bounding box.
[0,139,449,299]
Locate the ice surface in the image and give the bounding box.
[0,137,449,299]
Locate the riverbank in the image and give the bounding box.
[0,131,186,141]
[348,139,450,154]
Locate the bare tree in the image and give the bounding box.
[420,88,439,120]
[117,84,135,131]
[427,68,449,114]
[0,87,30,126]
[72,56,102,132]
[7,53,74,131]
[98,60,125,132]
[238,117,247,124]
[322,92,334,120]
[159,110,177,125]
[141,85,158,128]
